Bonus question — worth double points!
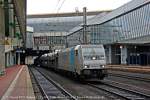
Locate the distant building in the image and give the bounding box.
[67,0,150,65]
[27,11,111,50]
[26,26,34,49]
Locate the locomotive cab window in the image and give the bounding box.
[75,50,78,56]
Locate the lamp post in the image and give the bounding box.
[83,7,87,44]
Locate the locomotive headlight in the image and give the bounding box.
[100,65,105,68]
[92,57,96,60]
[84,65,88,68]
[102,65,105,68]
[84,65,89,68]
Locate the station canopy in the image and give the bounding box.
[118,35,150,44]
[27,16,95,34]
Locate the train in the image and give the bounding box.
[35,45,107,80]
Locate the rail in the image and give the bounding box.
[30,67,77,100]
[88,80,150,100]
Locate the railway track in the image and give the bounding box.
[35,67,124,100]
[29,67,77,100]
[30,66,150,100]
[29,68,44,100]
[88,80,150,100]
[108,72,150,83]
[104,79,150,97]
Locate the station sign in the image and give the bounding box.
[16,48,25,53]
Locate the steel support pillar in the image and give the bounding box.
[0,3,5,75]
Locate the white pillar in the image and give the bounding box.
[18,53,20,65]
[108,45,112,64]
[121,46,127,64]
[6,53,9,67]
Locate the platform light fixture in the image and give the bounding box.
[120,45,123,49]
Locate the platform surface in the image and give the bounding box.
[107,65,150,74]
[0,65,35,100]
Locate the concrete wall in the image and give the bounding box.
[0,45,5,75]
[0,3,5,44]
[5,51,16,67]
[0,4,5,75]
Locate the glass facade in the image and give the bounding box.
[89,3,150,44]
[67,3,150,46]
[27,15,95,48]
[27,16,94,33]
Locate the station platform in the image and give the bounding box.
[107,65,150,74]
[0,65,35,100]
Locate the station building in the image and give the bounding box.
[27,11,110,51]
[25,26,34,64]
[0,0,26,75]
[67,0,150,66]
[26,26,34,49]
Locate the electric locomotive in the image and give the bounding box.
[36,45,107,80]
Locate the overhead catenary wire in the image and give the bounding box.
[56,0,66,13]
[50,0,66,50]
[53,0,62,13]
[55,0,66,49]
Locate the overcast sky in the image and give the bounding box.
[27,0,132,14]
